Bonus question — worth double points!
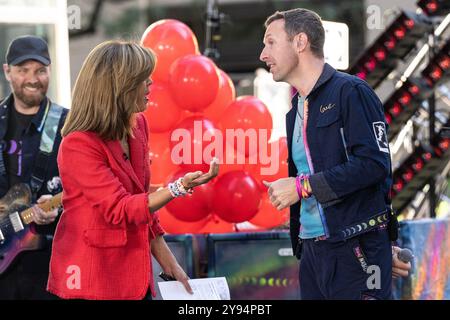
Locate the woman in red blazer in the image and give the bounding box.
[47,40,218,300]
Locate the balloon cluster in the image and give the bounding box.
[141,20,288,234]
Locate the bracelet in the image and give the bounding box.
[302,174,312,198]
[297,174,312,199]
[295,176,303,199]
[167,182,179,198]
[168,178,193,198]
[177,178,193,194]
[168,179,184,198]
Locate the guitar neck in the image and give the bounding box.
[20,193,63,225]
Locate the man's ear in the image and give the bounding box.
[3,64,11,82]
[295,33,309,53]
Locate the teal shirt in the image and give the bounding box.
[292,96,325,239]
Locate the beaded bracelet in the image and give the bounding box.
[167,181,180,198]
[296,174,312,199]
[295,176,303,199]
[301,174,312,198]
[176,178,193,195]
[168,178,193,198]
[303,177,312,196]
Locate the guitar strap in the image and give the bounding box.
[0,97,9,176]
[29,100,64,198]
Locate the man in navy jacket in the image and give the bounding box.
[260,8,406,299]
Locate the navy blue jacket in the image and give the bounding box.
[0,94,67,235]
[287,63,394,254]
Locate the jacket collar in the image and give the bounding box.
[0,93,49,131]
[289,62,336,106]
[0,94,49,139]
[308,62,336,97]
[286,63,336,155]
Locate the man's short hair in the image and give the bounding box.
[265,8,325,59]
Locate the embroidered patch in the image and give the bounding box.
[372,121,389,153]
[320,103,336,113]
[353,245,368,273]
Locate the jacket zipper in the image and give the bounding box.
[302,98,330,238]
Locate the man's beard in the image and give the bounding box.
[12,82,47,108]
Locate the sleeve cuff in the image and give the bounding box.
[150,211,165,237]
[309,172,339,204]
[124,193,150,225]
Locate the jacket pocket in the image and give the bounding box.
[83,228,127,248]
[316,109,340,128]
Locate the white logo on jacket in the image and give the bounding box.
[320,103,336,113]
[372,122,389,153]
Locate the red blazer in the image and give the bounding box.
[47,113,164,300]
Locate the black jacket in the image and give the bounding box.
[0,94,68,235]
[287,64,396,255]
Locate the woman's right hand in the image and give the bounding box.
[182,157,219,189]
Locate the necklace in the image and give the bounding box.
[296,98,304,143]
[296,111,302,143]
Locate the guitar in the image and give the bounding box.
[0,183,62,275]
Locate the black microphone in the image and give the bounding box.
[159,272,176,281]
[397,248,414,263]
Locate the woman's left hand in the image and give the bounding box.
[182,157,219,189]
[164,264,193,294]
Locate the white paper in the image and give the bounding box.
[158,277,230,300]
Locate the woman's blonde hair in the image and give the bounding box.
[62,40,156,140]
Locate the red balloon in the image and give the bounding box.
[197,215,235,234]
[149,132,171,153]
[141,19,199,83]
[180,110,196,121]
[158,207,208,234]
[165,169,214,222]
[169,55,220,112]
[204,70,236,121]
[219,151,246,175]
[149,135,178,185]
[249,193,289,229]
[244,137,289,191]
[144,82,181,133]
[212,171,261,223]
[218,96,273,158]
[170,116,221,172]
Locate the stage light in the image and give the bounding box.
[422,41,450,87]
[408,84,420,95]
[385,78,431,139]
[386,41,449,141]
[417,0,450,16]
[412,157,424,171]
[374,46,387,61]
[392,125,450,212]
[391,102,403,116]
[349,11,432,89]
[385,113,392,124]
[393,178,405,193]
[402,168,415,182]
